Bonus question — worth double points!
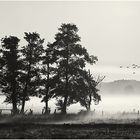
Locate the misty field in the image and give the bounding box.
[0,114,140,139]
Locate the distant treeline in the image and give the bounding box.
[0,23,103,115]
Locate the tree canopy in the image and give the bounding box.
[0,23,103,115]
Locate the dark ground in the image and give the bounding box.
[0,122,140,139]
[0,114,140,139]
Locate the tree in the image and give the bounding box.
[20,32,44,113]
[51,23,97,114]
[38,42,58,114]
[77,70,105,111]
[0,36,21,114]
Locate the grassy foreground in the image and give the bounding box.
[0,114,140,139]
[0,122,140,139]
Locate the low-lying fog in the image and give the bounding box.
[0,91,140,115]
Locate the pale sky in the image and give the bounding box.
[0,1,140,81]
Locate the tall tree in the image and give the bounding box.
[52,23,97,114]
[20,32,44,113]
[0,36,21,114]
[38,42,58,114]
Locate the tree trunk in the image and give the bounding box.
[12,101,18,115]
[62,71,68,115]
[44,86,49,114]
[62,95,68,114]
[12,95,18,115]
[44,63,50,115]
[86,106,90,112]
[11,79,18,115]
[20,61,31,114]
[62,47,69,115]
[20,96,26,114]
[44,98,48,114]
[20,83,28,114]
[88,93,92,112]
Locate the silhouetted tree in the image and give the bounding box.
[20,32,44,113]
[77,70,104,111]
[38,42,58,114]
[51,23,97,114]
[0,36,21,114]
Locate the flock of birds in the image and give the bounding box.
[120,64,140,74]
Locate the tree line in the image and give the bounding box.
[0,23,102,115]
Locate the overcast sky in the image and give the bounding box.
[0,1,140,81]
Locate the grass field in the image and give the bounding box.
[0,114,140,138]
[0,122,140,138]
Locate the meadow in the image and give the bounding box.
[0,112,140,138]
